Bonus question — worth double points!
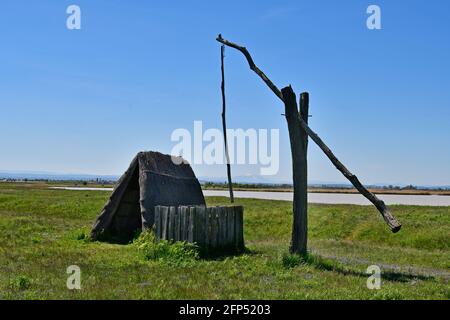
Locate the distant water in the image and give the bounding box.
[49,187,450,206]
[50,187,114,191]
[203,190,450,206]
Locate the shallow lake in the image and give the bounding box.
[49,187,450,206]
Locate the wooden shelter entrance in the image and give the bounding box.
[91,151,205,243]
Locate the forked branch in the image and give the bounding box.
[217,34,284,101]
[216,34,401,233]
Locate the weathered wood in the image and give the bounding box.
[227,207,235,247]
[216,208,221,247]
[174,207,178,240]
[91,152,206,242]
[204,207,211,249]
[210,207,218,249]
[222,207,229,246]
[196,206,206,247]
[178,207,183,240]
[283,86,308,255]
[216,34,283,101]
[161,206,169,240]
[154,206,161,239]
[215,34,401,233]
[216,207,222,247]
[168,206,176,241]
[235,206,244,250]
[155,205,244,253]
[218,207,227,246]
[297,118,401,232]
[215,207,221,249]
[180,206,186,240]
[184,206,189,241]
[220,44,234,203]
[188,206,195,243]
[299,92,309,250]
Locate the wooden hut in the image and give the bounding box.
[91,151,205,242]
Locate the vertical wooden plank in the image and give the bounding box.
[218,207,227,248]
[211,207,218,250]
[166,206,171,241]
[159,206,164,240]
[160,206,169,240]
[168,206,176,241]
[233,206,238,249]
[158,206,164,240]
[208,207,214,250]
[210,207,214,248]
[164,206,170,241]
[179,206,185,242]
[235,206,244,250]
[220,44,235,204]
[227,207,236,247]
[221,207,227,248]
[178,206,183,241]
[215,207,221,250]
[226,206,234,247]
[223,207,228,247]
[192,206,199,244]
[185,206,190,242]
[217,207,223,248]
[198,206,207,249]
[154,206,161,240]
[204,207,211,251]
[174,206,180,241]
[216,208,221,249]
[187,206,195,243]
[182,206,187,242]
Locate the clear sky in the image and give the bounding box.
[0,0,449,186]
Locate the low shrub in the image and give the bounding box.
[134,230,199,266]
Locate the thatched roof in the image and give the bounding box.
[91,151,205,242]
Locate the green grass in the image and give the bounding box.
[0,182,448,299]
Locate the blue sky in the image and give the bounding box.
[0,0,449,186]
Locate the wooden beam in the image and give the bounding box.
[216,34,401,233]
[297,118,401,232]
[217,34,283,101]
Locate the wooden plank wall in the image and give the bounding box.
[154,205,244,253]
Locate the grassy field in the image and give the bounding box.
[0,182,448,300]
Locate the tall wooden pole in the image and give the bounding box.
[283,87,308,255]
[220,44,234,203]
[298,92,309,253]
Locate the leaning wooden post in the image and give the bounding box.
[282,86,308,255]
[220,43,234,203]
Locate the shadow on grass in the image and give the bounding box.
[285,252,434,283]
